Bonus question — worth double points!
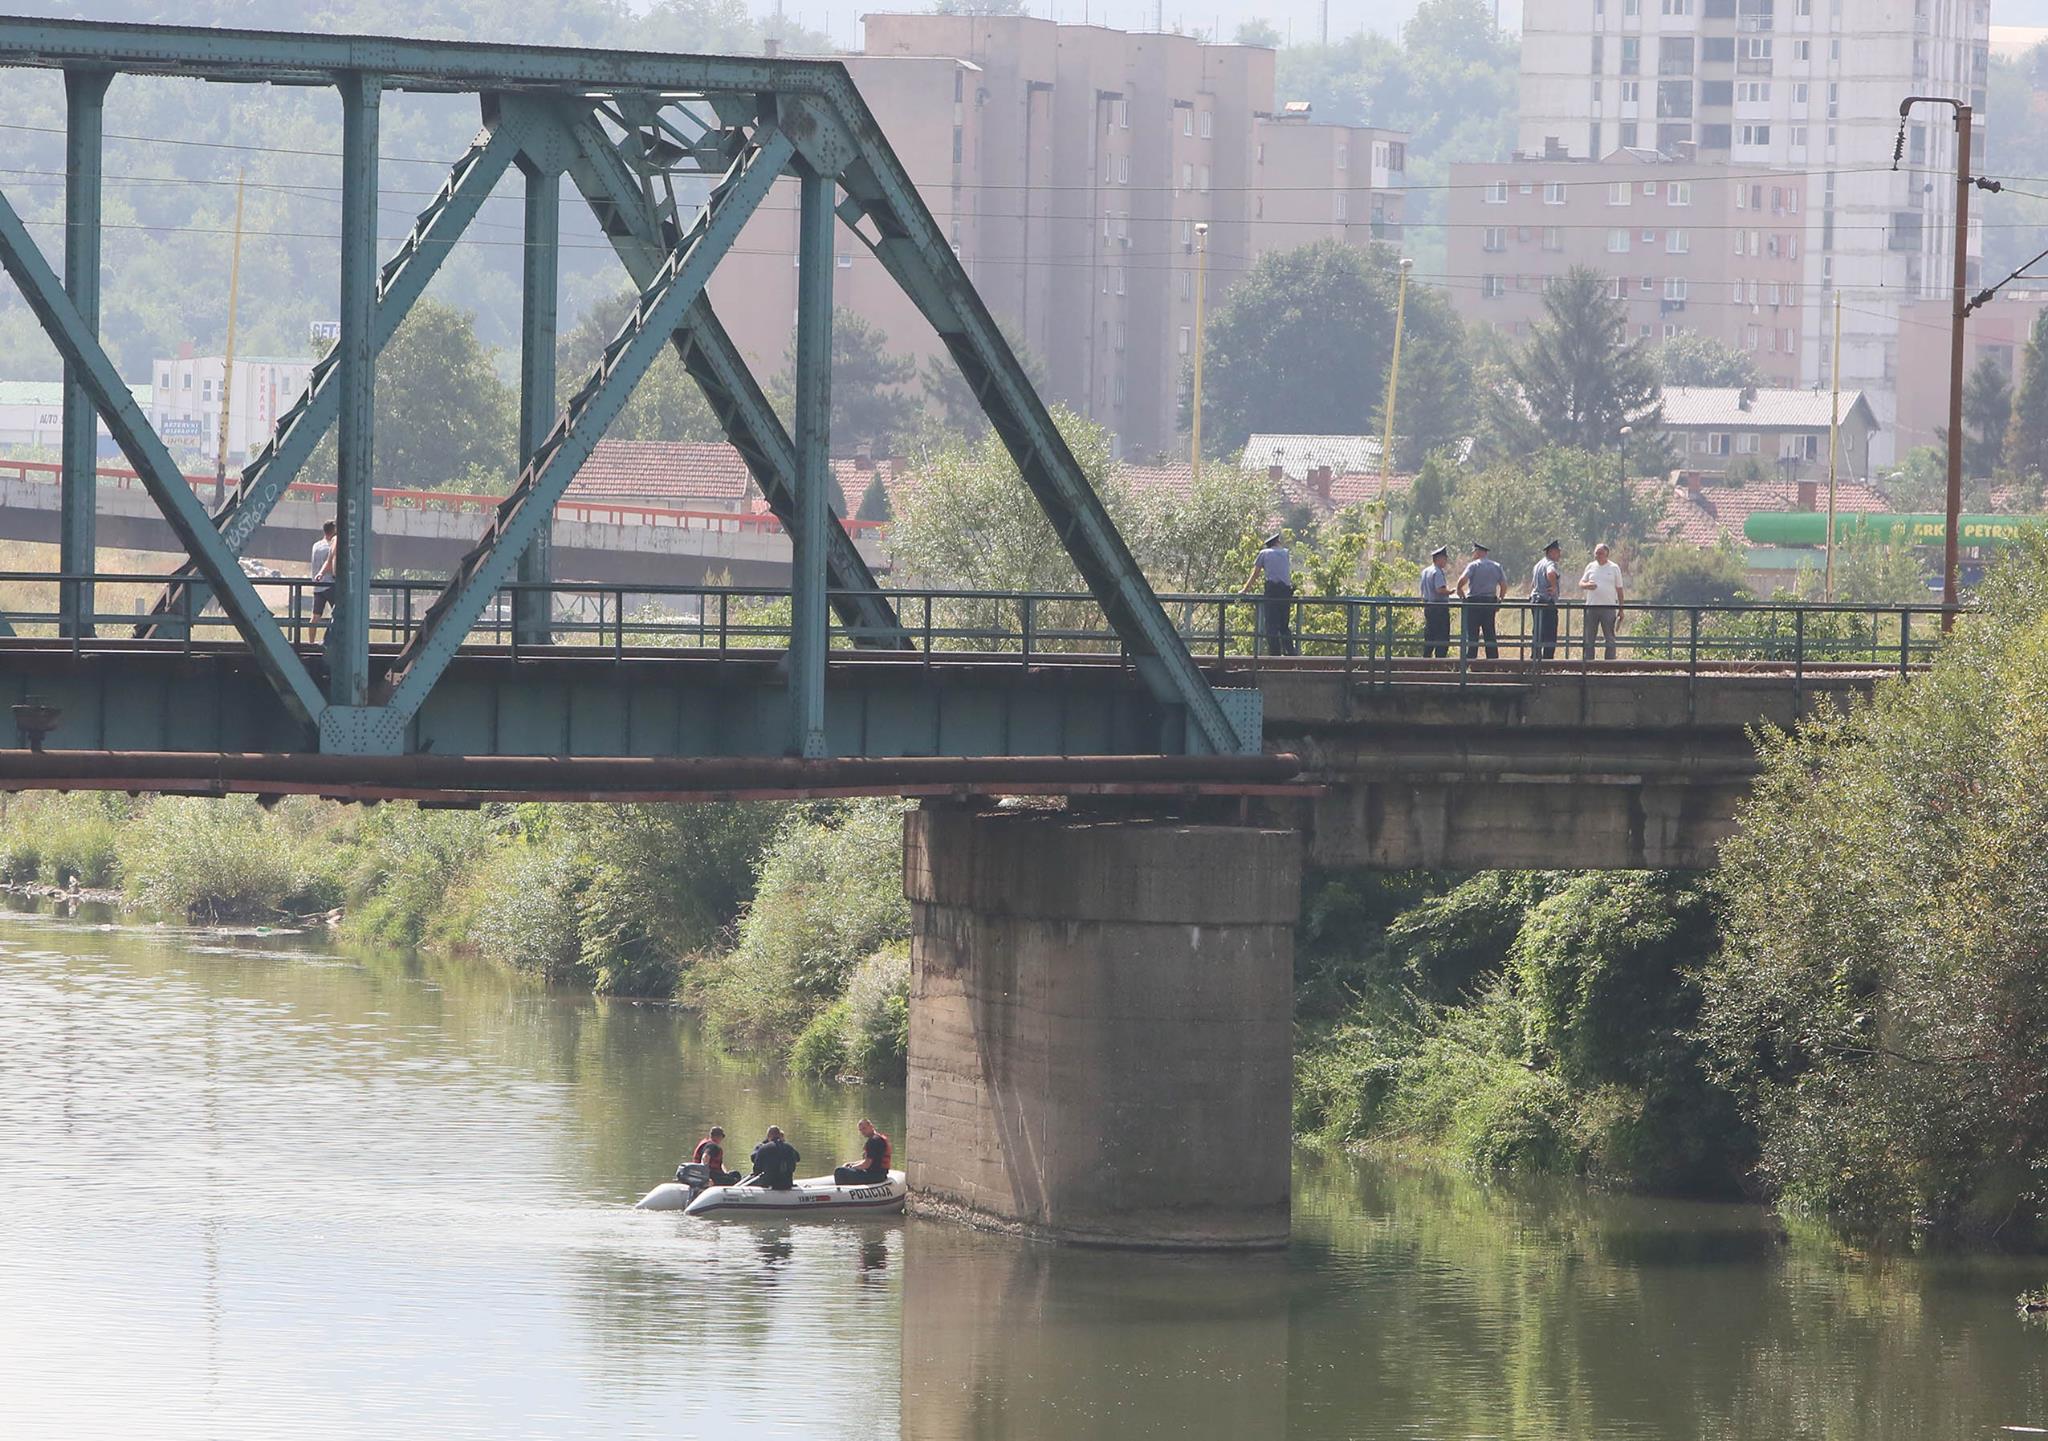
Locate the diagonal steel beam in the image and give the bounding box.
[137,106,535,637]
[0,186,325,726]
[542,102,908,649]
[379,125,796,724]
[819,88,1242,753]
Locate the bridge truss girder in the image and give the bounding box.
[0,17,1250,757]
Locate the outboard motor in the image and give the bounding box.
[674,1162,712,1190]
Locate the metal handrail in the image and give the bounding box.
[0,570,1957,679]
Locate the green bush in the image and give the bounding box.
[31,793,126,888]
[790,1001,851,1079]
[466,837,592,986]
[345,804,500,948]
[839,943,910,1082]
[696,800,911,1057]
[117,796,349,921]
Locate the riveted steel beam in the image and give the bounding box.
[60,68,110,639]
[537,101,908,649]
[377,124,796,726]
[138,104,535,637]
[819,84,1243,752]
[331,71,381,708]
[0,186,324,727]
[513,158,559,648]
[791,171,834,758]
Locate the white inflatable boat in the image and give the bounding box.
[636,1164,908,1218]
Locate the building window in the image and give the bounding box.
[1622,37,1640,73]
[1667,228,1691,253]
[1607,228,1631,252]
[1667,181,1692,205]
[1642,228,1657,243]
[1665,277,1688,299]
[1180,162,1193,191]
[1337,144,1348,170]
[1738,81,1771,102]
[182,373,192,390]
[1116,267,1126,295]
[1182,108,1193,136]
[1661,0,1692,13]
[1178,326,1191,355]
[1336,192,1348,221]
[1544,182,1568,205]
[1608,182,1631,206]
[1178,271,1193,301]
[1738,124,1771,146]
[1609,275,1626,299]
[1484,180,1509,204]
[1543,226,1563,251]
[1115,323,1127,352]
[836,252,853,269]
[1708,433,1729,456]
[1198,164,1211,193]
[1115,153,1130,184]
[1111,98,1128,128]
[1180,218,1194,245]
[1736,433,1761,454]
[1620,80,1640,103]
[1642,275,1654,292]
[1482,274,1505,298]
[1741,37,1772,62]
[1199,110,1213,138]
[1790,125,1809,147]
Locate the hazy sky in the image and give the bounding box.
[694,0,1529,54]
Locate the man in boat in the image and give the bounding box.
[749,1126,800,1189]
[833,1118,892,1186]
[689,1125,740,1186]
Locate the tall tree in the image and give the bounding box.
[1488,266,1664,460]
[557,286,723,446]
[307,298,515,492]
[2006,312,2048,494]
[1192,239,1471,457]
[772,308,918,456]
[1961,353,2011,480]
[1655,332,1763,389]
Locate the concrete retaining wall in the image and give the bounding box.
[905,805,1301,1249]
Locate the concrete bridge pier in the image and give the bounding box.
[904,804,1301,1249]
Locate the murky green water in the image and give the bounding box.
[2,906,2043,1439]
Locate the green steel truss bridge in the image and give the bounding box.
[0,16,1256,772]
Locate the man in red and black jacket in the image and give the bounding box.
[687,1125,740,1185]
[833,1118,892,1186]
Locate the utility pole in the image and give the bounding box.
[1898,95,1971,630]
[214,168,245,509]
[1381,256,1412,486]
[1825,290,1841,601]
[1191,221,1208,488]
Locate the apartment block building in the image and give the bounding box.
[1515,0,1991,465]
[1251,108,1407,262]
[711,15,1406,460]
[1447,151,1809,384]
[148,347,316,462]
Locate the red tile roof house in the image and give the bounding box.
[1638,470,1895,592]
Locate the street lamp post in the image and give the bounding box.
[1381,256,1413,485]
[1191,221,1209,489]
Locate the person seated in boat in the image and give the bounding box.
[832,1118,892,1186]
[690,1126,740,1186]
[749,1126,800,1190]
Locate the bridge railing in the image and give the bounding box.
[0,571,1952,680]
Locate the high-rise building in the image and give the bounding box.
[1446,150,1810,387]
[1515,0,1991,465]
[713,16,1407,460]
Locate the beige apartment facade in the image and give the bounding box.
[1446,151,1808,386]
[709,15,1407,460]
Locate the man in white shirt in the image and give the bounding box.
[1578,542,1625,661]
[1239,531,1297,657]
[310,519,337,621]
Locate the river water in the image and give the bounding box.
[2,906,2044,1440]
